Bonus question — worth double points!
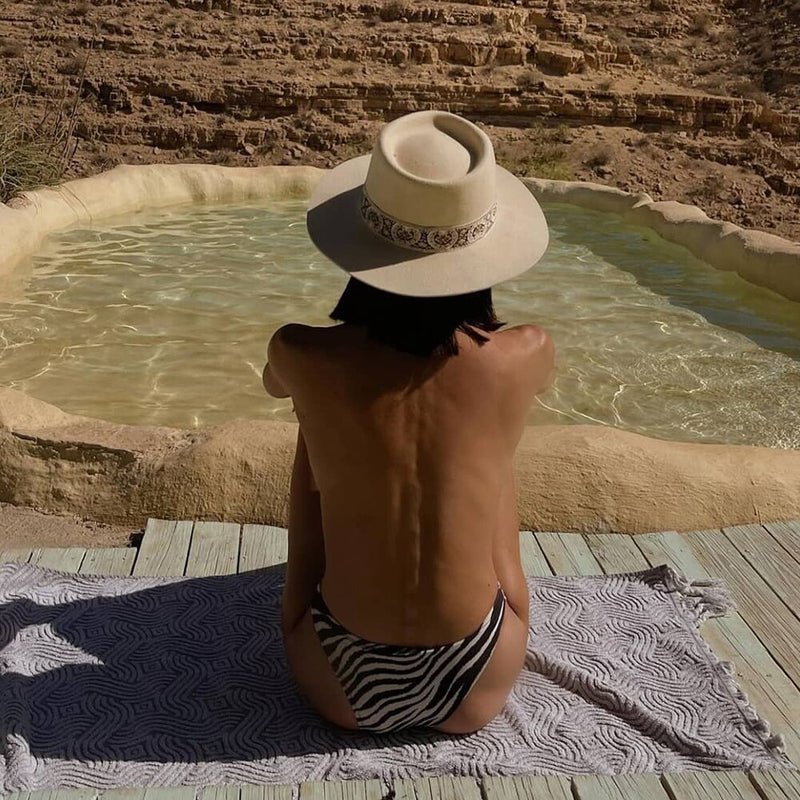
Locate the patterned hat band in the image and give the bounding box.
[359,189,498,253]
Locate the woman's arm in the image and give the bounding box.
[263,362,291,398]
[281,428,326,636]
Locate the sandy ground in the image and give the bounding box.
[0,501,141,552]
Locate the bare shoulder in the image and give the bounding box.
[269,323,317,348]
[499,323,554,358]
[268,323,328,359]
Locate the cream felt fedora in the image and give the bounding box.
[306,110,549,298]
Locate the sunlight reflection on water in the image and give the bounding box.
[1,200,799,448]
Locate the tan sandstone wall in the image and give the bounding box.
[1,388,799,534]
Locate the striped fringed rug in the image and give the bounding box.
[0,561,790,792]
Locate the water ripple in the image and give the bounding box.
[1,200,798,447]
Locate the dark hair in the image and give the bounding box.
[329,277,506,358]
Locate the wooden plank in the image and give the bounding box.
[141,790,196,800]
[298,781,384,799]
[763,520,800,566]
[572,774,670,799]
[749,768,800,799]
[185,521,240,577]
[724,524,800,623]
[687,528,800,689]
[483,774,572,800]
[394,777,482,800]
[133,518,193,576]
[535,532,599,576]
[103,790,195,800]
[535,531,602,575]
[79,547,137,576]
[240,524,288,570]
[584,533,650,573]
[519,531,553,577]
[0,547,32,562]
[662,771,762,799]
[27,791,98,800]
[195,788,239,800]
[240,785,293,800]
[29,547,86,571]
[636,531,800,766]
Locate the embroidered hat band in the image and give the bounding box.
[360,189,498,253]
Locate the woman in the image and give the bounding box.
[263,110,554,735]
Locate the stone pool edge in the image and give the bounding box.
[1,164,799,534]
[2,386,800,534]
[524,177,800,303]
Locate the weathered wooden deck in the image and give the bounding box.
[2,519,799,800]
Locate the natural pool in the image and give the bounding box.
[1,199,799,448]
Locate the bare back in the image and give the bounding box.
[274,322,553,646]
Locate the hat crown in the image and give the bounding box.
[393,129,473,181]
[363,111,496,228]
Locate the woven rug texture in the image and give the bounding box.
[0,560,790,791]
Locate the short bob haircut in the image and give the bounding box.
[329,277,506,358]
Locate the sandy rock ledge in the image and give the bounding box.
[2,388,799,535]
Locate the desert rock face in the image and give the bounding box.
[0,0,798,236]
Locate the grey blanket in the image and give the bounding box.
[0,560,789,792]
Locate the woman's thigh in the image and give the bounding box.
[283,608,359,730]
[433,603,529,735]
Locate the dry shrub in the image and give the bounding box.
[0,74,82,204]
[221,54,242,65]
[494,122,572,181]
[695,59,727,77]
[515,68,543,88]
[736,81,772,108]
[60,54,88,75]
[660,50,682,66]
[0,39,24,58]
[605,27,630,46]
[688,12,713,36]
[687,173,725,199]
[586,144,614,168]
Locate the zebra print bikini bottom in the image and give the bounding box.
[309,584,507,733]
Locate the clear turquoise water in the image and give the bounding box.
[1,199,799,448]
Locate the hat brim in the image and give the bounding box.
[306,154,550,297]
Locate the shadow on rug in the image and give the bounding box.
[0,560,790,791]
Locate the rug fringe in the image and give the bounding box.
[659,566,788,762]
[658,565,736,621]
[722,661,788,759]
